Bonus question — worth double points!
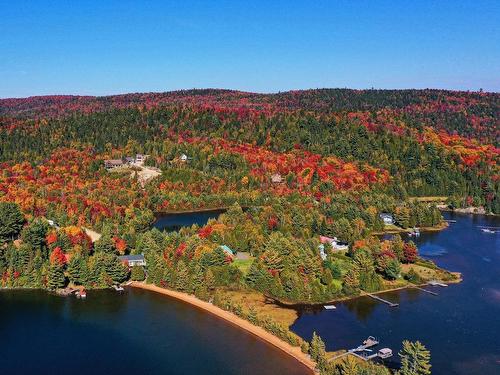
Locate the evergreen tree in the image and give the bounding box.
[94,233,116,254]
[47,262,65,290]
[398,340,431,375]
[0,202,25,243]
[174,260,191,291]
[131,266,146,281]
[67,256,83,285]
[21,218,49,252]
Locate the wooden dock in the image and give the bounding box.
[428,280,448,287]
[366,293,399,307]
[413,286,438,296]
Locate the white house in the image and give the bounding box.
[379,213,394,225]
[118,254,146,267]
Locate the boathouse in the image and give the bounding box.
[118,254,146,267]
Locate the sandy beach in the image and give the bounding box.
[129,282,316,373]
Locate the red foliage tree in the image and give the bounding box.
[403,242,418,263]
[50,247,67,265]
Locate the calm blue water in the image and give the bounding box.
[0,288,309,375]
[154,209,225,231]
[291,213,500,374]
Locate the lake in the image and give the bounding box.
[0,288,310,375]
[291,212,500,374]
[153,209,226,232]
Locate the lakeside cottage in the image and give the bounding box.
[118,254,146,267]
[379,213,394,225]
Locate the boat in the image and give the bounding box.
[324,305,336,310]
[112,284,124,292]
[481,228,495,234]
[378,348,393,359]
[76,289,87,299]
[362,336,379,347]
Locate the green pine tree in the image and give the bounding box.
[398,340,431,375]
[47,262,65,290]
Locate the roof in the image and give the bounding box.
[320,235,336,244]
[118,254,145,261]
[219,245,235,256]
[105,159,123,164]
[379,213,393,218]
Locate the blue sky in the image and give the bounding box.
[1,0,499,98]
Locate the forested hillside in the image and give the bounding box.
[0,89,496,304]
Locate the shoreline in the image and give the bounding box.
[371,221,449,236]
[128,282,316,374]
[272,274,462,309]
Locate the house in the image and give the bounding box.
[180,154,189,162]
[104,159,124,169]
[118,254,146,267]
[379,213,394,225]
[319,235,349,252]
[135,154,149,164]
[271,173,283,184]
[124,156,135,165]
[219,245,235,258]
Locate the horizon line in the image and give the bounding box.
[1,86,498,101]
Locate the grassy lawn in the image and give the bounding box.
[221,289,299,328]
[233,258,254,275]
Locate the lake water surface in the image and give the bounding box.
[153,209,225,232]
[291,212,500,374]
[0,288,310,375]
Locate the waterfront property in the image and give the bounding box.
[118,254,146,267]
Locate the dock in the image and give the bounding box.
[329,336,393,362]
[112,285,124,292]
[365,293,399,307]
[428,280,448,287]
[412,286,438,296]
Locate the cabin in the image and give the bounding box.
[104,159,124,169]
[379,213,394,225]
[219,245,235,258]
[118,254,146,267]
[135,154,149,164]
[271,173,283,184]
